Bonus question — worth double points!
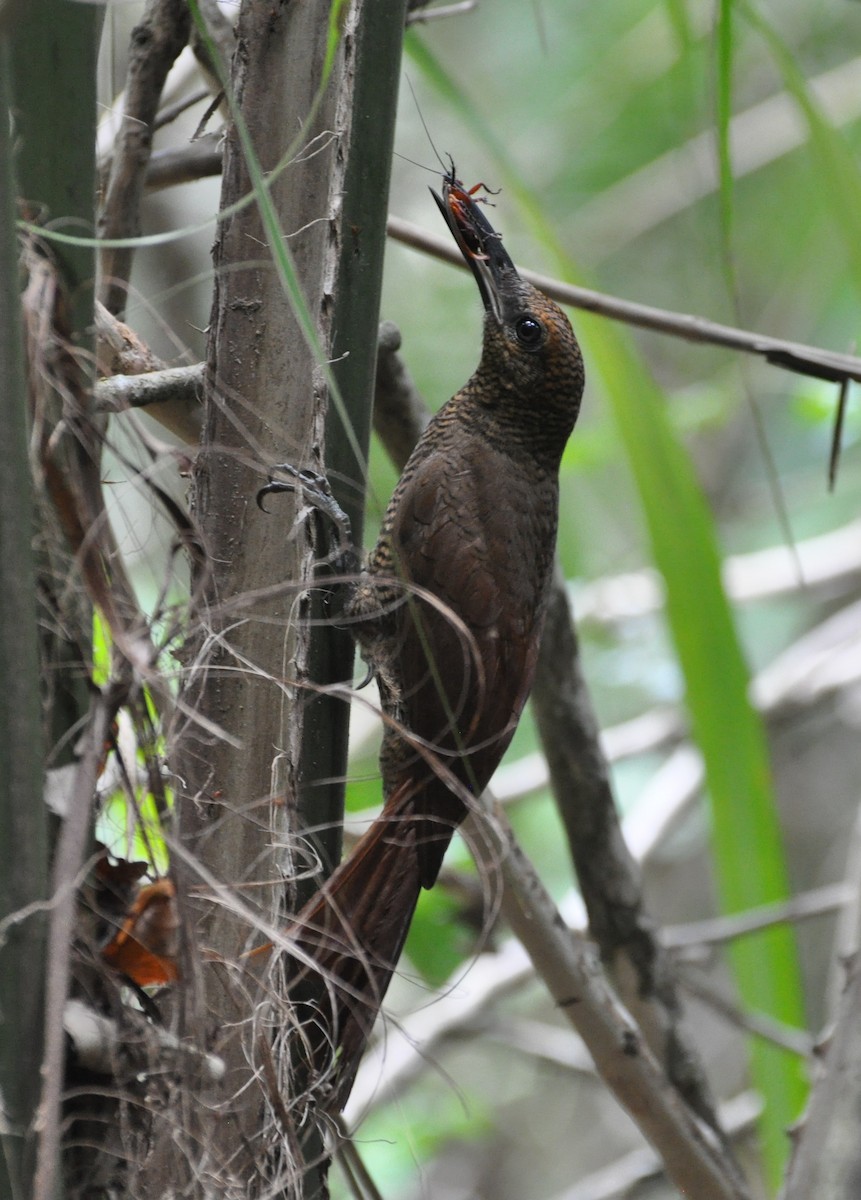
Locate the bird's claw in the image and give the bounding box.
[257,464,331,510]
[257,462,357,573]
[354,663,375,691]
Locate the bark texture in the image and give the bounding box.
[168,3,407,1195]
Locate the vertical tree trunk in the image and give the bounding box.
[7,6,103,1197]
[169,3,406,1195]
[10,0,103,768]
[0,41,48,1200]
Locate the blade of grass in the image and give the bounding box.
[663,0,695,52]
[715,0,735,256]
[713,3,801,665]
[407,32,808,1186]
[740,0,861,292]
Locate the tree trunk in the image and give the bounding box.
[6,5,103,1197]
[0,40,48,1200]
[168,3,406,1195]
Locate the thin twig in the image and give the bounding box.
[782,949,861,1198]
[98,0,191,315]
[387,214,861,385]
[95,364,203,441]
[552,1092,763,1200]
[406,1,477,23]
[829,375,851,491]
[575,519,861,625]
[133,129,861,386]
[33,688,122,1200]
[154,84,210,131]
[664,883,856,951]
[145,132,224,191]
[679,971,813,1058]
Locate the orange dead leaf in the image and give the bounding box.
[101,878,179,987]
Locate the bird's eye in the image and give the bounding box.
[515,315,544,349]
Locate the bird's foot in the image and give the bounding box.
[354,662,375,690]
[257,463,358,575]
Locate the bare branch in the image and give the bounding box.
[146,130,223,191]
[94,298,165,376]
[351,833,749,1198]
[783,953,861,1197]
[95,364,203,442]
[374,321,430,464]
[153,84,211,131]
[94,301,202,441]
[484,808,750,1200]
[551,1092,763,1200]
[34,687,121,1200]
[188,0,235,104]
[678,971,814,1058]
[406,1,477,23]
[98,0,191,315]
[664,883,856,951]
[576,519,861,625]
[828,807,861,1013]
[387,214,861,385]
[135,131,861,385]
[533,577,733,1146]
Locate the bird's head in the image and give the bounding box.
[431,182,584,448]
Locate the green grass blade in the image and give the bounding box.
[715,0,736,251]
[740,0,861,292]
[663,0,695,51]
[408,32,808,1185]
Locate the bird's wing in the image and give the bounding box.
[381,446,545,884]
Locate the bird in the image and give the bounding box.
[261,175,585,1111]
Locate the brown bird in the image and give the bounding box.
[262,179,584,1111]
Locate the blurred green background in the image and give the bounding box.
[98,2,861,1194]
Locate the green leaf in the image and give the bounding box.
[407,884,472,985]
[92,610,111,687]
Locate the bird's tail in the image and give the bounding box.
[287,787,427,1110]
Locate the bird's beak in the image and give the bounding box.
[431,186,518,324]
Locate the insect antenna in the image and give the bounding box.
[404,73,449,175]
